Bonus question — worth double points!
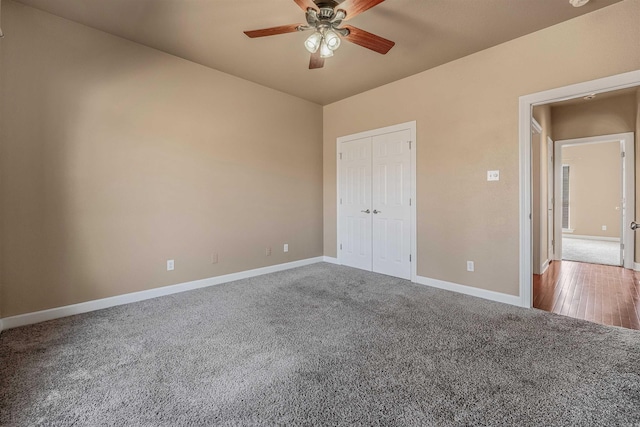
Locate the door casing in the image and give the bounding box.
[553,133,635,268]
[519,69,640,308]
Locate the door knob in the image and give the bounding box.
[361,209,370,214]
[373,209,381,214]
[631,221,639,230]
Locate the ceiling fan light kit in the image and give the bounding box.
[244,0,395,69]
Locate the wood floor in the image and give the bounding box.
[533,260,640,330]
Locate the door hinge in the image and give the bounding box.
[409,254,412,262]
[340,198,342,205]
[408,141,412,149]
[621,243,624,250]
[339,153,343,160]
[409,198,412,206]
[621,151,626,158]
[340,243,343,250]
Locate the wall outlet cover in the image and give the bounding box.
[487,170,500,181]
[167,259,175,271]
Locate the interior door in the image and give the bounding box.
[372,130,412,279]
[340,137,373,271]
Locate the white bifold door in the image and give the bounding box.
[340,129,412,280]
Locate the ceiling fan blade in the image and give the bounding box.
[309,51,325,69]
[244,24,302,38]
[338,0,386,21]
[343,25,394,54]
[293,0,318,12]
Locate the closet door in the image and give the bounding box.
[340,137,373,271]
[371,130,412,280]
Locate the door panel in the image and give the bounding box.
[372,130,411,279]
[340,138,372,271]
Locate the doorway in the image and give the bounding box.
[554,133,635,268]
[520,70,640,329]
[337,121,417,281]
[520,71,640,308]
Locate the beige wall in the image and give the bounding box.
[323,0,640,295]
[552,94,637,141]
[561,142,622,238]
[0,1,323,317]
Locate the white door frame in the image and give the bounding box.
[554,133,635,268]
[337,121,417,282]
[519,69,640,308]
[547,136,554,264]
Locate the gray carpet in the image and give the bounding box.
[1,263,639,426]
[562,237,621,266]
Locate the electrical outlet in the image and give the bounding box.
[487,170,500,181]
[211,253,218,264]
[284,244,289,253]
[167,259,174,271]
[467,261,475,272]
[602,225,607,231]
[266,247,272,256]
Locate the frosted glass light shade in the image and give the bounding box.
[304,32,323,53]
[324,29,341,51]
[319,40,334,58]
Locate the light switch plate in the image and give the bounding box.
[487,170,500,181]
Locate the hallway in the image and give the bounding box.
[533,260,640,330]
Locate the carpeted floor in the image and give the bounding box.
[1,263,639,426]
[562,237,621,266]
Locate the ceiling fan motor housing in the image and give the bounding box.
[318,7,335,20]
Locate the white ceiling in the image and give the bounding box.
[12,0,622,105]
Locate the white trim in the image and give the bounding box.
[415,276,521,306]
[322,256,340,264]
[531,117,543,134]
[562,234,620,242]
[336,120,417,283]
[519,69,640,308]
[0,257,325,331]
[539,259,550,275]
[634,262,640,272]
[554,133,634,269]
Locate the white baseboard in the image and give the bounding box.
[634,262,640,272]
[540,259,550,275]
[322,256,340,265]
[415,276,522,307]
[0,256,325,332]
[562,234,620,242]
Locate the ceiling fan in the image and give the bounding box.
[244,0,395,69]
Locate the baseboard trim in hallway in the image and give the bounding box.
[0,256,325,331]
